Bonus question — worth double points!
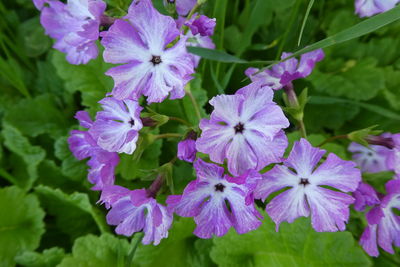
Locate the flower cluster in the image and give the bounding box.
[36,0,400,257]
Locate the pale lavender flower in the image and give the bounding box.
[353,182,380,211]
[101,0,194,103]
[185,14,216,36]
[177,131,197,162]
[68,111,119,190]
[196,82,289,176]
[360,179,400,257]
[255,138,361,232]
[387,133,400,178]
[245,49,324,90]
[39,0,106,64]
[176,0,196,16]
[355,0,399,18]
[348,135,392,173]
[105,186,173,245]
[167,159,263,238]
[89,97,143,154]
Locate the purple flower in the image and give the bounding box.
[105,186,173,245]
[32,0,47,10]
[167,159,263,238]
[245,49,324,90]
[89,97,143,154]
[68,111,119,190]
[348,137,392,173]
[360,179,400,256]
[177,131,197,162]
[355,0,399,18]
[255,138,361,232]
[387,133,400,178]
[101,0,194,103]
[175,0,197,16]
[185,14,216,36]
[353,182,380,211]
[39,0,106,64]
[196,82,289,176]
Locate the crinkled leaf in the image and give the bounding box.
[4,94,69,139]
[0,186,45,267]
[58,233,130,267]
[1,123,46,190]
[211,217,371,267]
[35,185,108,239]
[15,247,65,267]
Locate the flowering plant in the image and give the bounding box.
[1,0,400,266]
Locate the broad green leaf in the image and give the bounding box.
[35,185,109,239]
[1,123,46,190]
[309,58,385,101]
[52,50,113,114]
[58,233,130,267]
[54,136,87,181]
[15,247,65,267]
[134,218,215,267]
[0,186,45,267]
[210,217,372,267]
[18,16,51,57]
[308,96,400,121]
[4,94,69,139]
[382,67,400,110]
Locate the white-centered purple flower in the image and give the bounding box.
[167,159,263,238]
[104,186,173,245]
[245,49,324,90]
[387,133,400,179]
[360,179,400,257]
[39,0,106,64]
[177,131,197,163]
[348,136,392,173]
[68,111,119,190]
[355,0,399,18]
[353,182,380,211]
[255,138,361,232]
[89,97,143,154]
[101,0,194,103]
[196,82,289,176]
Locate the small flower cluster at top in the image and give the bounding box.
[355,0,400,17]
[34,0,400,257]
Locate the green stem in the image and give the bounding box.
[169,116,192,126]
[317,135,348,147]
[154,133,182,139]
[126,232,144,267]
[283,84,307,138]
[186,90,202,122]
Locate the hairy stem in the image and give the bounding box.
[169,116,192,126]
[317,135,348,147]
[154,133,182,139]
[186,90,202,122]
[283,84,307,138]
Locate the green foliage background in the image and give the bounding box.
[0,0,399,266]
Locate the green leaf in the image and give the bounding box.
[182,74,208,125]
[0,186,45,267]
[58,233,131,267]
[382,67,400,110]
[134,218,215,267]
[1,123,46,190]
[35,185,109,239]
[54,136,87,181]
[52,50,113,114]
[308,95,400,121]
[297,0,315,46]
[187,47,248,63]
[18,16,51,57]
[15,247,65,267]
[210,217,372,267]
[4,94,69,139]
[309,58,385,101]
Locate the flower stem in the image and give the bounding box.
[317,135,348,147]
[126,232,144,267]
[186,89,202,122]
[154,133,182,140]
[169,116,192,126]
